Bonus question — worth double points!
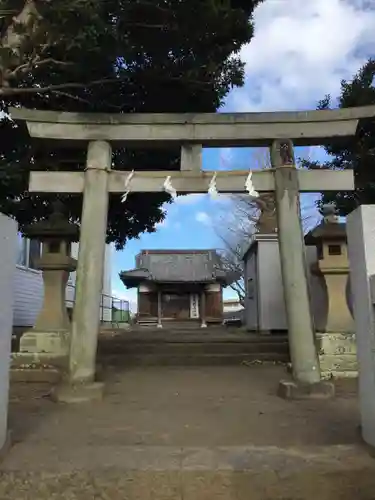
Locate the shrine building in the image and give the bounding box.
[120,250,234,327]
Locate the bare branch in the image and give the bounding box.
[228,282,245,302]
[215,146,318,304]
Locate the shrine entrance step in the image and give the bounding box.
[97,329,289,367]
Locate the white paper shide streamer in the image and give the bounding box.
[163,176,177,199]
[245,171,259,198]
[121,170,135,203]
[208,172,218,199]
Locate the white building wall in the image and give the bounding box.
[13,266,43,327]
[258,239,287,331]
[244,236,329,332]
[223,302,244,313]
[68,242,79,286]
[13,240,113,327]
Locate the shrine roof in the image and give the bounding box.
[120,249,236,287]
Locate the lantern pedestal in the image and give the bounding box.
[20,254,77,356]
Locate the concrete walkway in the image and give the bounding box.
[1,365,375,499]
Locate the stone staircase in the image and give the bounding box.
[97,327,290,367]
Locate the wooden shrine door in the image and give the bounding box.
[162,293,190,319]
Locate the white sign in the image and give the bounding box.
[190,293,200,319]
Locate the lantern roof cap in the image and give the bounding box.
[23,201,80,241]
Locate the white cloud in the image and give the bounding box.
[175,193,206,205]
[211,194,232,204]
[228,0,375,112]
[219,148,234,170]
[173,192,231,206]
[195,211,212,226]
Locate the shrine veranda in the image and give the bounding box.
[10,105,375,401]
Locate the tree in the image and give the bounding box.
[215,194,270,305]
[302,58,375,215]
[0,0,262,248]
[216,148,318,304]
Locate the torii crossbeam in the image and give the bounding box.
[28,168,353,194]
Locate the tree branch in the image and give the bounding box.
[228,281,245,298]
[8,57,74,80]
[0,71,214,96]
[0,76,123,96]
[49,90,92,105]
[122,23,178,30]
[50,90,128,110]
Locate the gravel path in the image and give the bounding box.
[1,365,374,499]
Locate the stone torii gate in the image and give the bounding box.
[10,106,374,402]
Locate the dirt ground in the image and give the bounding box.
[1,364,375,499]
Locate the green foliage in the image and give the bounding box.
[0,0,261,248]
[302,58,375,216]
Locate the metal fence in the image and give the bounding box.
[65,283,130,324]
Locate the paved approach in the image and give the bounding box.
[1,364,375,499]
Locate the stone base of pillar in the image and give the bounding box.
[277,379,335,400]
[20,330,70,356]
[51,382,104,404]
[318,332,358,379]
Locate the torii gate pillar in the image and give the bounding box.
[271,140,334,399]
[54,140,111,402]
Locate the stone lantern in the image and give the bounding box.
[305,203,354,332]
[20,201,79,356]
[305,204,356,377]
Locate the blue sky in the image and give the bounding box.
[112,0,375,310]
